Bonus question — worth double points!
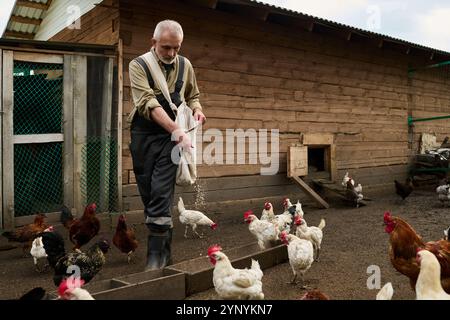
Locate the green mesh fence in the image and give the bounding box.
[81,137,119,213]
[14,143,64,216]
[13,61,64,216]
[13,62,63,135]
[12,60,118,217]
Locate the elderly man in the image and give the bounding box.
[128,20,206,270]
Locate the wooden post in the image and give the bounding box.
[0,49,3,228]
[117,39,123,212]
[72,55,87,217]
[99,57,113,211]
[63,54,74,212]
[2,50,14,229]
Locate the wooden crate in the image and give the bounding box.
[287,145,308,177]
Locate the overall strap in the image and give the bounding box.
[134,56,155,88]
[175,56,185,94]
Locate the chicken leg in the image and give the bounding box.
[192,225,203,238]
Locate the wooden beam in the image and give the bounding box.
[10,15,42,25]
[73,55,87,217]
[63,55,74,214]
[99,57,114,211]
[0,48,2,228]
[12,134,64,144]
[2,50,15,229]
[185,0,218,9]
[16,0,50,10]
[14,52,63,64]
[117,39,123,212]
[291,176,329,209]
[3,31,34,40]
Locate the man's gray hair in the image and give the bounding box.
[153,20,184,40]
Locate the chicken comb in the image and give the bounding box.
[58,278,85,296]
[244,210,254,220]
[383,211,392,223]
[207,245,222,256]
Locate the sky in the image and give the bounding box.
[0,0,449,52]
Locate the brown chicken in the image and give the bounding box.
[1,213,47,255]
[299,290,330,300]
[113,214,138,263]
[384,211,450,293]
[60,203,100,250]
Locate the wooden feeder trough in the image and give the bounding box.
[166,242,288,296]
[84,269,185,300]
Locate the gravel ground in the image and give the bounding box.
[0,185,447,300]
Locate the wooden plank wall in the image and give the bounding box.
[118,0,436,210]
[49,0,119,45]
[51,0,450,212]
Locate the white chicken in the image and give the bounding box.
[273,210,294,234]
[354,183,363,194]
[261,201,275,222]
[30,226,53,272]
[244,210,279,250]
[207,245,264,300]
[436,184,450,206]
[294,200,304,218]
[294,216,325,261]
[178,197,217,238]
[376,282,394,300]
[58,278,95,300]
[280,231,314,287]
[282,198,294,211]
[30,237,47,272]
[444,226,450,241]
[416,249,450,300]
[341,172,355,187]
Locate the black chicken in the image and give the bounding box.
[394,177,414,200]
[19,287,50,300]
[40,231,110,286]
[345,180,364,207]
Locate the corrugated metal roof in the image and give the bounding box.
[3,0,51,39]
[246,0,450,57]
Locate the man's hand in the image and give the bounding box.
[172,129,193,154]
[193,109,206,124]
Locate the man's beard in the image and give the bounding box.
[158,53,176,65]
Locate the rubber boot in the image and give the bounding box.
[145,229,173,270]
[160,228,173,268]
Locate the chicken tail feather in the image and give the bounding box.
[318,219,326,230]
